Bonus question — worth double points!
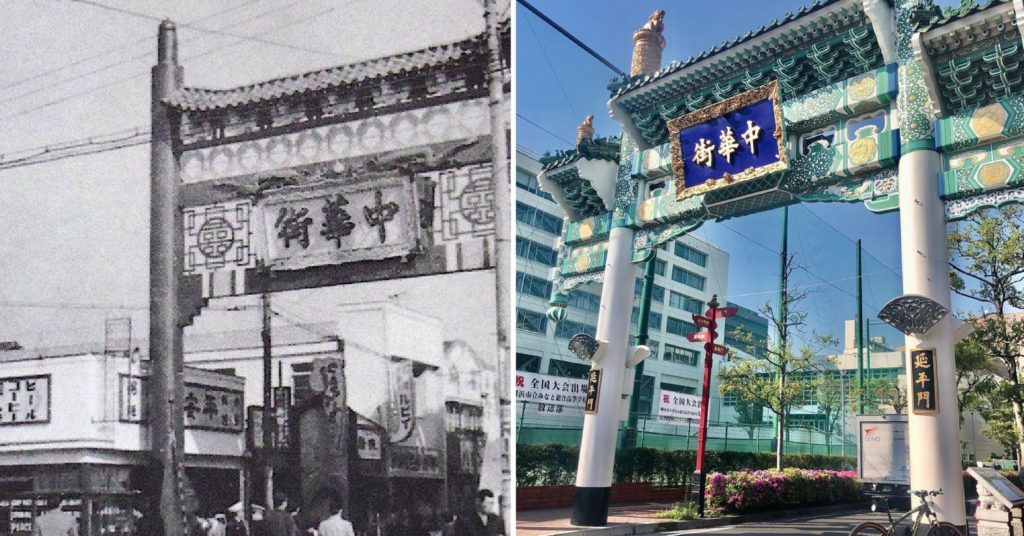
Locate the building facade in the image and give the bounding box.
[516,147,733,441]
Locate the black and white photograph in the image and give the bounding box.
[0,1,510,535]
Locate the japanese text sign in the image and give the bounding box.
[273,386,291,449]
[514,371,588,408]
[182,383,245,431]
[584,369,602,414]
[910,349,939,414]
[388,359,415,443]
[260,177,419,271]
[119,375,148,423]
[668,81,787,200]
[0,375,49,425]
[357,428,382,460]
[657,389,701,422]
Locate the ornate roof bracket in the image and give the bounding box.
[537,168,582,221]
[913,32,946,118]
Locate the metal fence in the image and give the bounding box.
[516,401,856,456]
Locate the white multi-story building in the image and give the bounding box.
[515,147,732,426]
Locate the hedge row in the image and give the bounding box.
[517,444,855,487]
[705,469,861,513]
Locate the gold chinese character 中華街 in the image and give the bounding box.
[718,127,740,164]
[916,391,931,407]
[915,371,930,389]
[741,120,761,154]
[913,352,931,369]
[693,138,715,167]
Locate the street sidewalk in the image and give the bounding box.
[515,501,872,536]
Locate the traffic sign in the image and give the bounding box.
[692,314,715,329]
[687,331,710,343]
[708,306,738,318]
[707,343,729,356]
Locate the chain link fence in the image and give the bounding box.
[516,400,855,456]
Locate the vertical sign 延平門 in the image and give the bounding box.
[910,349,938,414]
[584,369,602,414]
[668,81,787,200]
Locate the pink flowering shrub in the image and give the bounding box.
[705,468,860,512]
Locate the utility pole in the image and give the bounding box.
[856,239,865,414]
[622,254,657,449]
[484,0,512,525]
[262,292,274,508]
[150,19,185,536]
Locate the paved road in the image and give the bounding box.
[660,509,972,535]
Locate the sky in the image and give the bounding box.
[516,0,969,354]
[0,0,499,351]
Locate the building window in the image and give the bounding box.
[660,382,697,395]
[548,358,590,379]
[516,201,563,235]
[664,344,699,366]
[671,266,706,291]
[666,317,700,337]
[631,308,663,331]
[516,272,552,299]
[674,243,708,267]
[516,168,554,201]
[634,280,666,304]
[554,319,596,340]
[654,259,666,276]
[723,392,740,406]
[567,291,600,313]
[516,353,541,372]
[292,362,313,401]
[516,308,548,334]
[516,238,558,266]
[669,291,703,314]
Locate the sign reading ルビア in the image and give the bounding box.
[388,359,415,443]
[910,349,939,414]
[657,389,702,422]
[261,178,419,271]
[584,369,602,414]
[0,375,50,425]
[668,81,786,200]
[514,371,589,409]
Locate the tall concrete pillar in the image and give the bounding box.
[893,0,966,528]
[150,19,185,536]
[571,10,665,527]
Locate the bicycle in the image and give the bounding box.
[849,489,964,536]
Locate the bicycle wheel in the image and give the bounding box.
[849,521,889,535]
[925,522,964,536]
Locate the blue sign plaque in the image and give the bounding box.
[668,81,787,199]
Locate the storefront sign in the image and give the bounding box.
[260,178,419,271]
[310,357,346,448]
[584,369,602,414]
[0,497,81,536]
[388,359,415,443]
[910,349,938,414]
[273,386,292,449]
[657,390,702,422]
[120,376,243,432]
[514,371,588,408]
[357,428,382,460]
[0,375,50,425]
[387,445,443,479]
[668,81,786,200]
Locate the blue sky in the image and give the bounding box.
[517,0,968,353]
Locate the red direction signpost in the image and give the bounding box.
[691,295,729,517]
[686,331,710,342]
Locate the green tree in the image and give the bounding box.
[732,396,764,440]
[851,375,907,415]
[948,205,1024,465]
[954,333,1001,425]
[979,397,1020,461]
[813,370,845,454]
[720,255,832,470]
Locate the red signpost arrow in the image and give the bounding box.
[710,306,737,318]
[707,343,729,356]
[692,314,714,329]
[687,331,710,343]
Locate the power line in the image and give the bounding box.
[71,0,345,59]
[516,0,625,77]
[517,113,574,146]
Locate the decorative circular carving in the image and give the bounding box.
[296,132,323,162]
[237,142,261,171]
[848,137,878,166]
[197,217,235,259]
[327,125,352,156]
[977,161,1012,188]
[848,74,876,101]
[458,177,494,225]
[574,254,590,272]
[266,137,293,167]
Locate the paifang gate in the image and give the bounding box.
[534,0,1024,529]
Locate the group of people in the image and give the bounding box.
[196,489,503,536]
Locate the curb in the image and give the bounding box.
[543,501,871,536]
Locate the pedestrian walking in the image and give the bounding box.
[449,490,503,536]
[316,490,354,536]
[263,493,300,536]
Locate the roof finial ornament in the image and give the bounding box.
[631,10,666,77]
[576,115,595,147]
